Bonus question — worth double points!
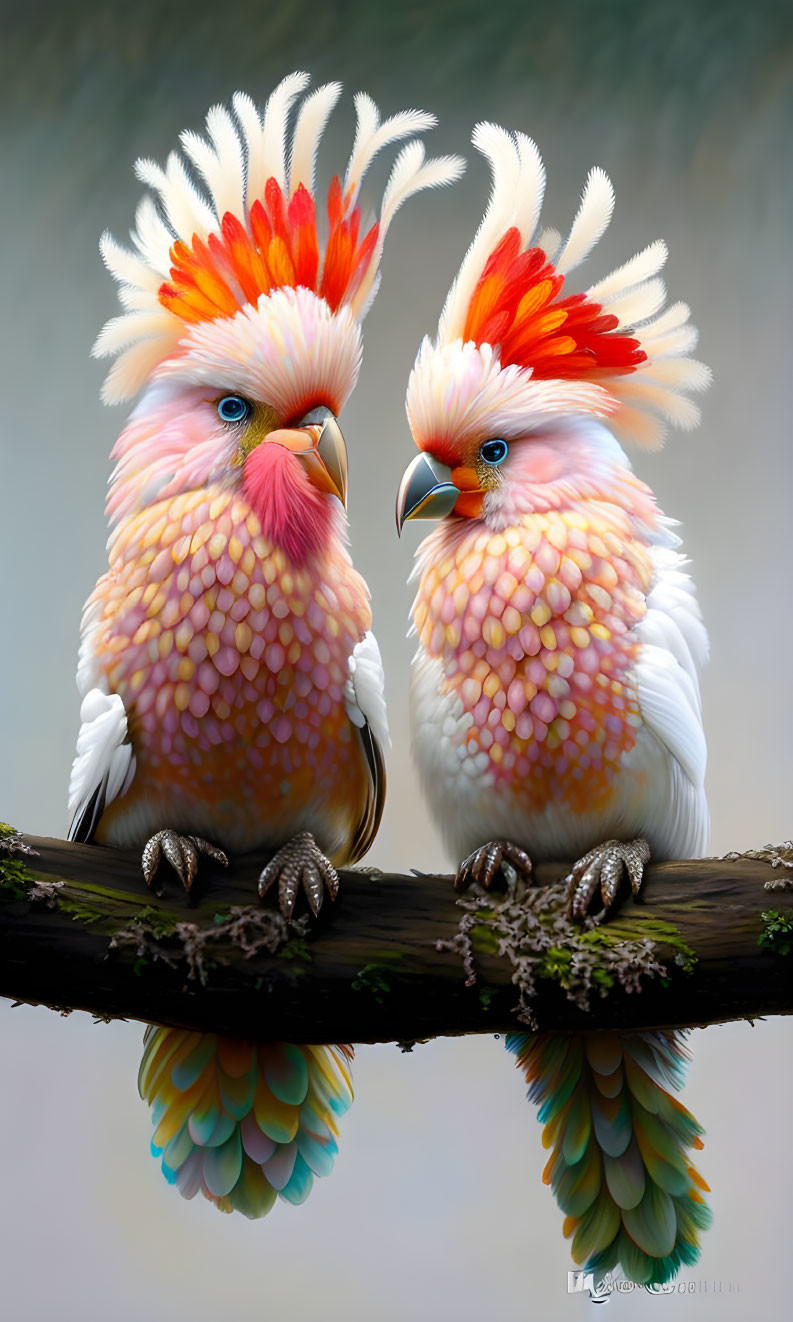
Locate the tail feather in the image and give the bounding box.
[139,1027,353,1217]
[507,1029,712,1285]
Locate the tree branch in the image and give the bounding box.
[1,829,791,1043]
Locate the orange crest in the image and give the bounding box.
[93,76,464,403]
[159,177,380,327]
[462,228,647,380]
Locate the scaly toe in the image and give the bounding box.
[302,866,325,917]
[455,840,533,891]
[566,837,650,920]
[140,830,228,894]
[258,833,339,917]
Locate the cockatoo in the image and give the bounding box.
[68,73,463,1216]
[397,123,712,1282]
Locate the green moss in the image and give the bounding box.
[583,914,698,973]
[351,963,393,1004]
[537,945,573,984]
[0,857,32,901]
[759,910,793,957]
[0,825,35,900]
[131,905,178,939]
[471,922,500,956]
[58,899,105,926]
[280,936,312,964]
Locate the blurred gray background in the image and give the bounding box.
[1,1,791,1318]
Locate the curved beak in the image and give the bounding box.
[396,453,460,535]
[264,416,348,506]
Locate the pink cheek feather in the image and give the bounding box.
[516,443,567,485]
[243,442,331,564]
[107,401,227,524]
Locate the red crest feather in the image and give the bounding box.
[159,179,379,326]
[463,228,647,381]
[94,76,464,403]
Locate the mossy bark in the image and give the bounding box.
[0,832,791,1042]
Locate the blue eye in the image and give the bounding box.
[217,395,251,424]
[479,438,509,466]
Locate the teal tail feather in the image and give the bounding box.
[139,1028,354,1217]
[506,1030,712,1285]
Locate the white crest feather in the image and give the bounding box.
[343,95,437,209]
[231,90,265,195]
[180,103,245,222]
[258,71,310,192]
[288,81,343,197]
[587,239,667,301]
[640,301,695,348]
[92,310,177,358]
[605,277,667,327]
[514,133,545,247]
[99,231,160,291]
[345,92,380,188]
[233,73,310,202]
[100,336,177,406]
[134,153,215,245]
[555,166,615,275]
[116,285,156,312]
[537,226,561,261]
[130,195,173,276]
[615,377,702,428]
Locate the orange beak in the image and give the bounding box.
[263,416,348,506]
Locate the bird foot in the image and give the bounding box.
[455,840,533,892]
[258,831,339,917]
[565,837,650,920]
[141,830,228,894]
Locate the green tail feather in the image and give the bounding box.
[506,1029,712,1286]
[139,1027,354,1217]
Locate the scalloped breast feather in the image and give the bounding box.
[93,73,465,404]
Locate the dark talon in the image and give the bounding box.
[455,839,533,891]
[141,830,228,894]
[258,831,339,917]
[565,837,650,920]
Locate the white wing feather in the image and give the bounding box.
[645,541,709,672]
[633,531,708,793]
[634,643,706,789]
[344,631,390,753]
[68,689,135,837]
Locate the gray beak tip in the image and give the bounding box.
[396,451,459,531]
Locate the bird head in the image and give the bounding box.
[94,74,464,557]
[397,123,709,536]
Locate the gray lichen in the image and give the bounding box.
[27,879,67,907]
[724,840,793,891]
[110,904,310,985]
[0,825,40,857]
[437,878,685,1029]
